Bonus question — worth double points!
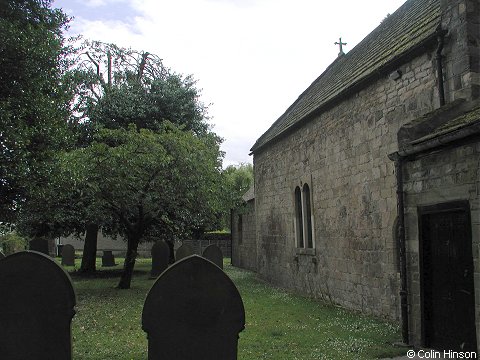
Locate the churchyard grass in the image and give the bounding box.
[63,257,406,359]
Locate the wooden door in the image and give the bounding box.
[420,201,477,352]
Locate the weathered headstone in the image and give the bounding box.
[175,243,194,262]
[150,241,170,278]
[202,244,224,269]
[0,251,76,360]
[61,244,75,266]
[102,250,116,267]
[142,255,245,360]
[29,238,49,255]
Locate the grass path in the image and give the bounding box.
[66,258,406,359]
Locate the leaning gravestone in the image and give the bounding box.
[175,243,194,262]
[142,255,245,360]
[29,238,49,255]
[102,250,116,267]
[61,244,75,266]
[0,251,76,360]
[150,241,170,278]
[202,244,224,269]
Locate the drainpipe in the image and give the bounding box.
[388,152,409,345]
[436,28,447,106]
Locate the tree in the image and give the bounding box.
[57,124,223,288]
[0,0,72,223]
[14,40,213,272]
[220,163,254,229]
[70,40,209,138]
[64,41,214,272]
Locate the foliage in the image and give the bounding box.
[0,231,27,255]
[66,258,405,360]
[202,231,231,241]
[219,163,253,229]
[223,163,253,208]
[0,0,73,223]
[80,124,222,239]
[30,123,223,287]
[68,40,210,146]
[20,123,223,237]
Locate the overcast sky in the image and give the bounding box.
[53,0,407,167]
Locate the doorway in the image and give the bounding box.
[419,201,477,352]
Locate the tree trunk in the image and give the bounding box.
[117,234,140,289]
[80,223,99,273]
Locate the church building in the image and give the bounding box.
[232,0,480,352]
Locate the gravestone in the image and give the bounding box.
[166,240,175,264]
[57,244,64,257]
[175,243,194,262]
[0,251,5,260]
[150,241,170,278]
[102,250,116,267]
[29,238,49,255]
[61,244,75,266]
[0,251,76,360]
[202,244,224,269]
[142,255,245,360]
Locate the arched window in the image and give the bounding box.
[294,186,304,248]
[294,182,315,250]
[303,184,313,249]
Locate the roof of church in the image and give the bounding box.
[251,0,442,153]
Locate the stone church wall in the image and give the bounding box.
[232,200,257,271]
[441,0,480,103]
[253,51,440,320]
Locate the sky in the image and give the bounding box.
[53,0,407,167]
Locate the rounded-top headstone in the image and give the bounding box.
[150,240,170,278]
[102,250,116,267]
[175,243,194,262]
[61,244,75,266]
[202,244,223,269]
[142,255,245,360]
[0,251,76,360]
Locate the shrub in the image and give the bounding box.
[202,231,231,241]
[1,231,28,255]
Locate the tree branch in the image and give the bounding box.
[85,52,100,77]
[137,52,149,81]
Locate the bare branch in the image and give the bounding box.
[137,52,150,81]
[85,52,100,77]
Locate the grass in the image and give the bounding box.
[62,257,406,360]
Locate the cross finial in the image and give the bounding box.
[334,37,347,56]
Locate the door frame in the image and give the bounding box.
[417,200,474,348]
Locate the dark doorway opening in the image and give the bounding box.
[419,201,477,352]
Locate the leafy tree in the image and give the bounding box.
[62,41,214,272]
[10,40,209,271]
[70,40,209,139]
[220,163,253,229]
[57,124,223,288]
[0,0,72,223]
